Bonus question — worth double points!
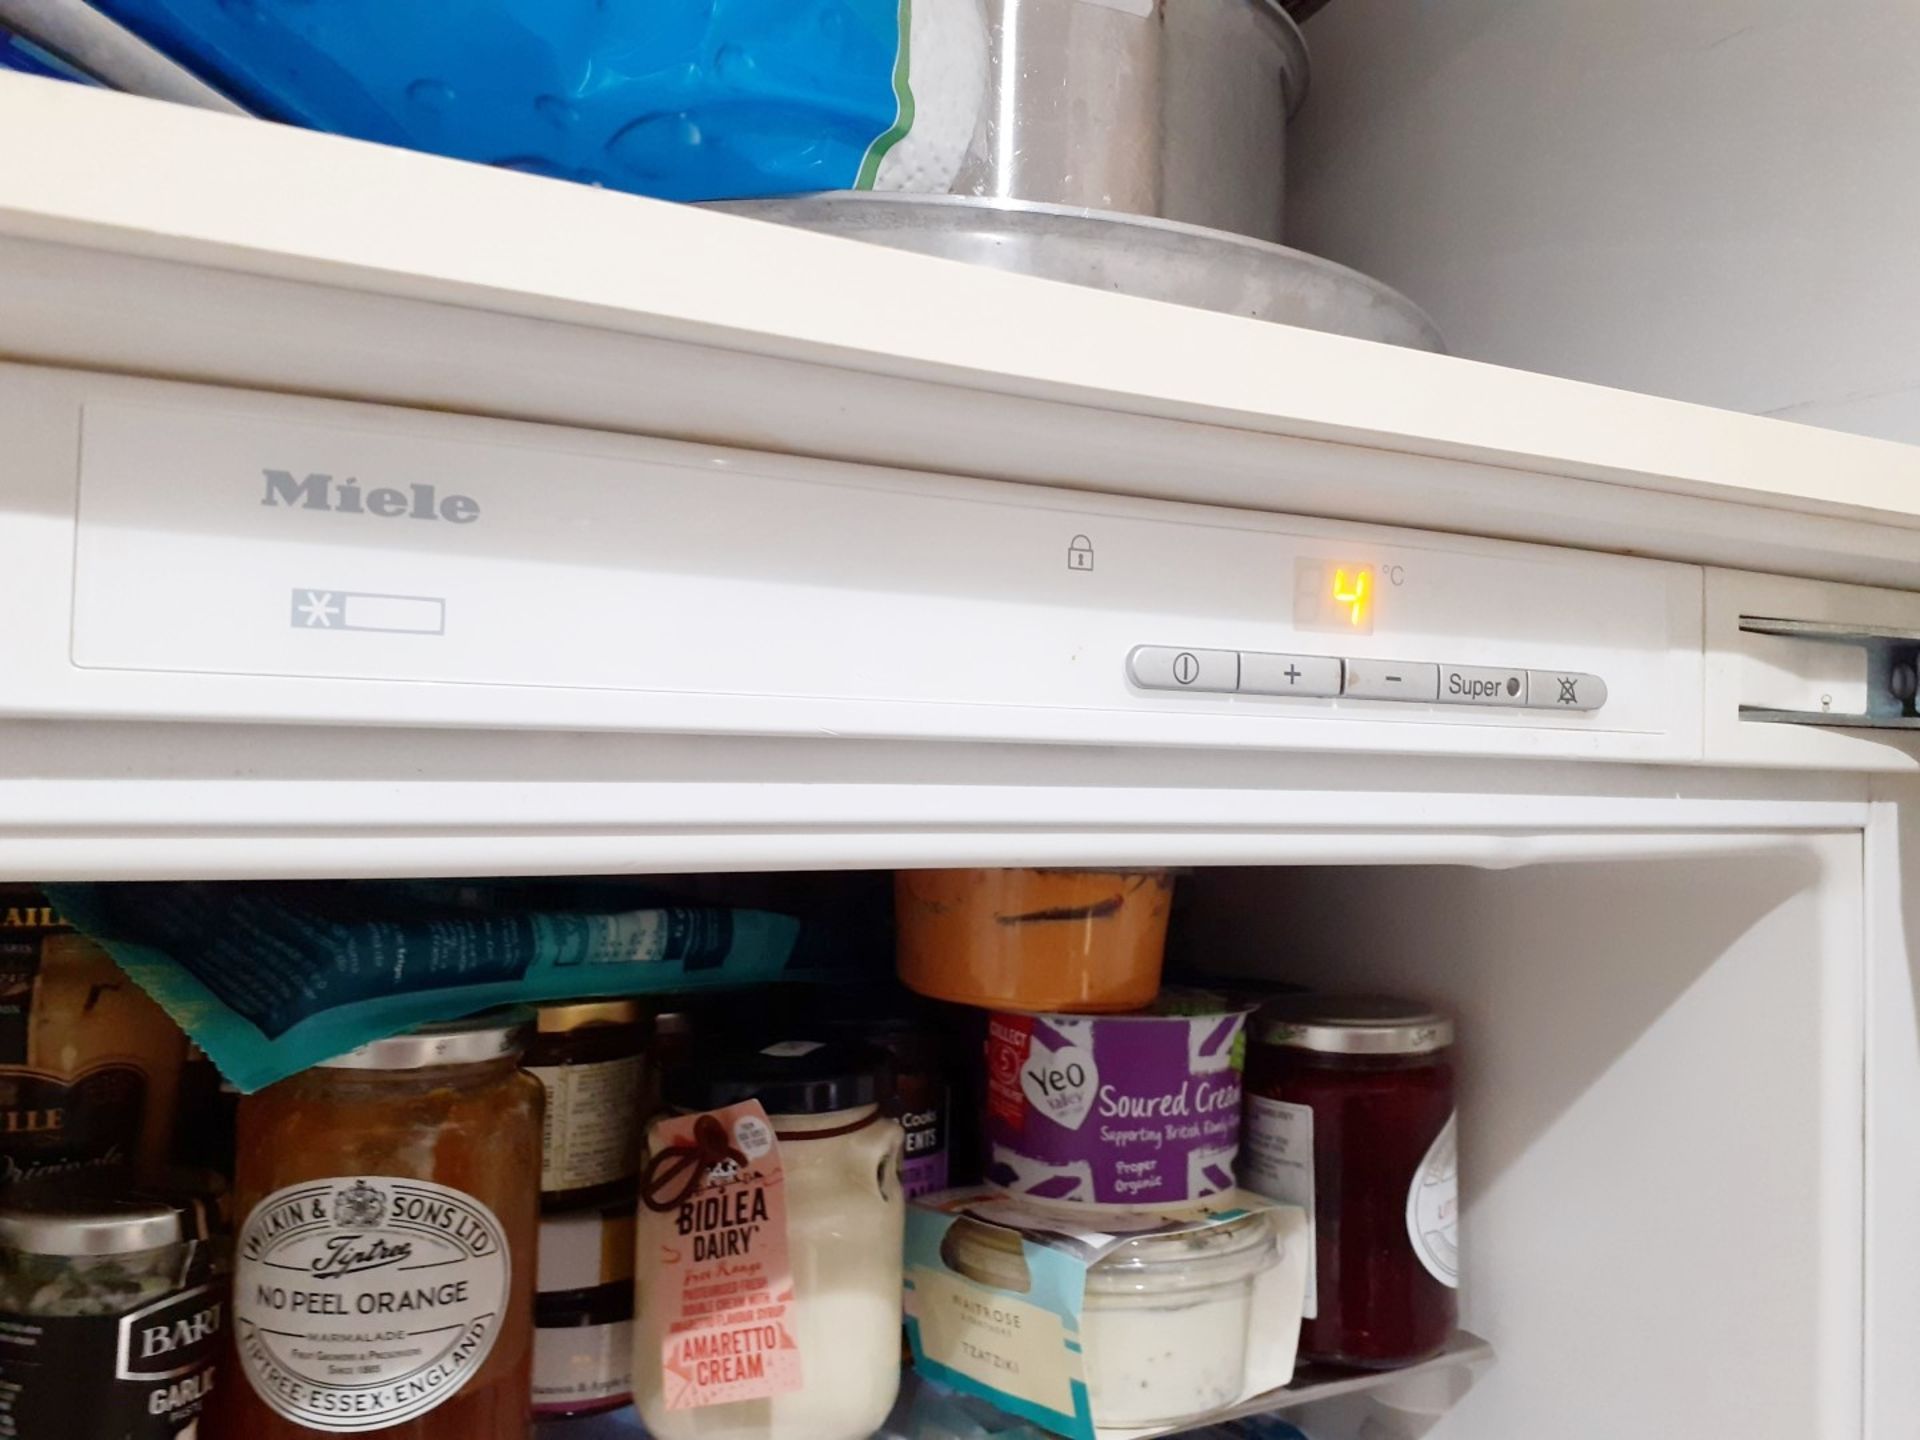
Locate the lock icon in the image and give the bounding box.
[1067,535,1095,572]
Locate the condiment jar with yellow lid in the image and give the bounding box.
[0,885,186,1194]
[524,999,651,1211]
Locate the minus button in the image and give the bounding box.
[1343,658,1440,702]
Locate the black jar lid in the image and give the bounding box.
[1256,995,1454,1056]
[665,1039,883,1117]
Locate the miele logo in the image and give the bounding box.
[260,468,480,524]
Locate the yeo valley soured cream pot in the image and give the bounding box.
[984,992,1250,1208]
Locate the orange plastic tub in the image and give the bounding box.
[895,869,1174,1013]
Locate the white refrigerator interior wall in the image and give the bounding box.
[1289,0,1920,444]
[1187,848,1864,1438]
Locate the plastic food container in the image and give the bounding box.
[896,869,1174,1012]
[985,993,1250,1207]
[943,1210,1277,1428]
[1243,996,1458,1368]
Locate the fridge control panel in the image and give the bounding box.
[1128,647,1606,711]
[0,367,1708,760]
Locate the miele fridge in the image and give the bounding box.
[4,76,1920,1440]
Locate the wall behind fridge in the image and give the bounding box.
[1287,0,1920,445]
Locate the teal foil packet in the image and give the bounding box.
[46,882,804,1092]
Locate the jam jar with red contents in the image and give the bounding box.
[1241,996,1457,1369]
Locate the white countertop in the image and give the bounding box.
[2,75,1916,587]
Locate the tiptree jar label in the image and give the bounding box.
[235,1176,510,1433]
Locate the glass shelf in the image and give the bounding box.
[535,1332,1493,1440]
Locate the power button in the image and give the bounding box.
[1127,646,1239,693]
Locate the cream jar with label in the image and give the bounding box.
[634,1040,905,1440]
[943,1209,1277,1429]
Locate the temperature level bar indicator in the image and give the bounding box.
[290,589,446,635]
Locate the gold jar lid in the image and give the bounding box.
[535,998,645,1033]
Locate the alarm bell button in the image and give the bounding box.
[1527,670,1608,712]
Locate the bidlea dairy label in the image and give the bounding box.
[643,1101,802,1410]
[234,1176,509,1431]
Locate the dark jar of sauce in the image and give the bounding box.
[1242,996,1457,1369]
[524,999,650,1212]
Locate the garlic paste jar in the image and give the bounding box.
[0,1192,226,1439]
[942,1209,1276,1429]
[227,1013,543,1439]
[635,1040,905,1440]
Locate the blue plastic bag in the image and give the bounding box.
[89,0,939,198]
[1,25,104,83]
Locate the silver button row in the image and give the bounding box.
[1126,647,1607,712]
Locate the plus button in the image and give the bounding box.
[1283,665,1302,684]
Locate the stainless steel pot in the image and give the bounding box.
[713,193,1445,351]
[948,0,1309,245]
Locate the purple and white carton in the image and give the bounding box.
[984,992,1250,1208]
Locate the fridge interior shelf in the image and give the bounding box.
[533,1332,1496,1440]
[1171,1331,1496,1435]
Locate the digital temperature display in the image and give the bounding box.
[1293,561,1376,635]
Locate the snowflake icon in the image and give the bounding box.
[295,590,342,628]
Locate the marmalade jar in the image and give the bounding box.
[1242,996,1457,1369]
[225,1014,543,1439]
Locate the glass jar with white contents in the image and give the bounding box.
[634,1040,906,1440]
[944,1210,1276,1429]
